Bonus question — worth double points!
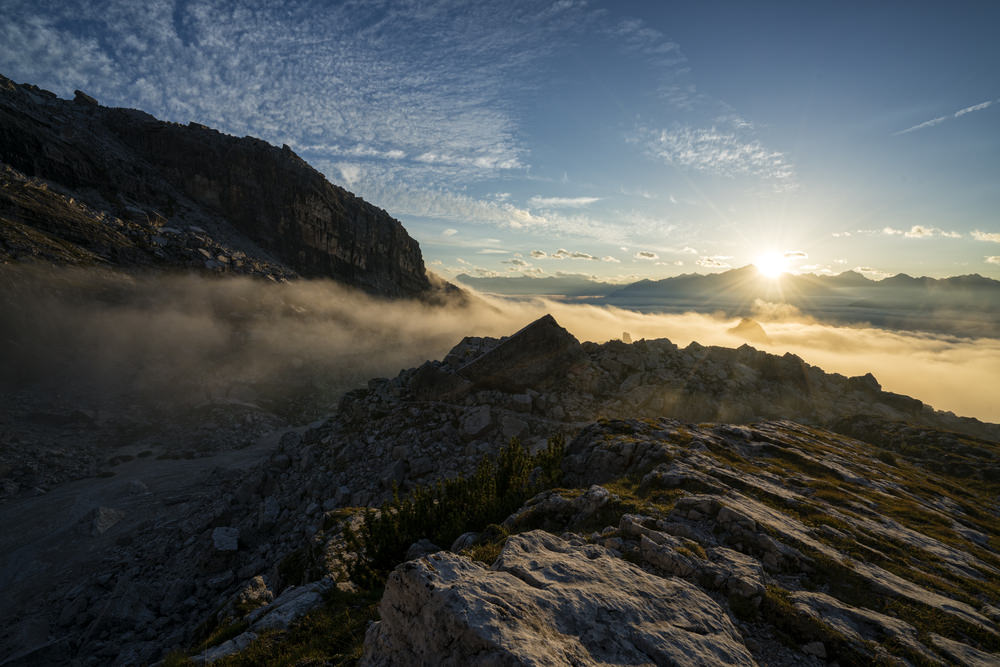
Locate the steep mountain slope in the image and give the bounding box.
[0,74,430,297]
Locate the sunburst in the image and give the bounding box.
[753,252,788,279]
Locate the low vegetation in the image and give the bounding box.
[344,435,565,586]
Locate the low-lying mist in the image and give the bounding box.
[2,266,997,424]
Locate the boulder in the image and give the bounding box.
[460,406,492,439]
[361,530,756,666]
[212,526,240,552]
[89,506,125,536]
[247,580,331,632]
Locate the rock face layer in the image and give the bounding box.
[362,530,757,666]
[0,74,430,297]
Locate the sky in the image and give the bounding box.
[2,0,999,283]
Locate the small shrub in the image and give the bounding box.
[344,435,565,586]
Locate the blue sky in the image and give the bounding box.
[3,0,999,281]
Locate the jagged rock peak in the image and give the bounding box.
[0,73,432,298]
[455,314,585,392]
[727,317,772,344]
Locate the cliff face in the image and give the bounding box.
[0,74,430,297]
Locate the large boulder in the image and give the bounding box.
[361,530,756,666]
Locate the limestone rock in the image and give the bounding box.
[361,530,756,666]
[212,526,240,552]
[790,591,935,663]
[89,506,125,536]
[929,633,1000,667]
[460,406,492,439]
[247,579,331,632]
[404,538,441,560]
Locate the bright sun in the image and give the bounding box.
[754,252,788,279]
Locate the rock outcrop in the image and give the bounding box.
[0,74,431,297]
[362,530,757,666]
[358,416,1000,665]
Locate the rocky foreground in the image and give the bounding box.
[1,316,999,665]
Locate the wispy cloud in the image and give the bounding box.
[855,266,892,280]
[697,255,732,268]
[986,256,1000,265]
[637,125,796,189]
[895,99,996,135]
[905,226,961,239]
[609,17,695,109]
[881,225,962,239]
[972,230,1000,243]
[894,116,949,136]
[333,161,672,245]
[954,100,994,117]
[551,249,599,260]
[528,196,602,208]
[634,251,659,260]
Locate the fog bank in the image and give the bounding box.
[1,267,997,423]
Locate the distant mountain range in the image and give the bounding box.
[457,266,1000,337]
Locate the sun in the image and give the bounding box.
[753,252,788,279]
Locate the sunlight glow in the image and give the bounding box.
[753,253,788,279]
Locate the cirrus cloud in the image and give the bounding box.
[528,195,602,208]
[637,124,795,188]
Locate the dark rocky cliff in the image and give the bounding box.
[0,74,431,297]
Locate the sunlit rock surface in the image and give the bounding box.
[362,530,757,667]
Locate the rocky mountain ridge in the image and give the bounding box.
[0,74,432,297]
[2,315,998,665]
